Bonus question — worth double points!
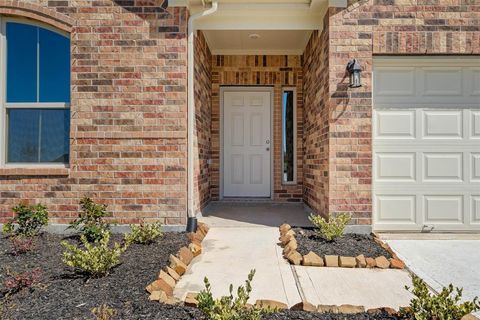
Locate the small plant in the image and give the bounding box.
[124,222,162,245]
[2,203,48,237]
[68,197,111,242]
[3,268,42,295]
[401,275,480,320]
[308,212,351,241]
[10,236,35,255]
[91,304,116,320]
[61,231,127,277]
[197,270,273,320]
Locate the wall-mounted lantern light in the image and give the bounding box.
[346,59,362,88]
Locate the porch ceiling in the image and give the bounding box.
[202,29,313,55]
[169,0,332,31]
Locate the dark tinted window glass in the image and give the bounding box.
[7,109,70,163]
[282,91,295,182]
[39,28,70,102]
[40,109,70,162]
[7,109,41,162]
[6,23,38,102]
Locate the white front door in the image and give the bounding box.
[223,90,271,197]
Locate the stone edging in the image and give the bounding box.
[145,222,209,304]
[278,224,406,269]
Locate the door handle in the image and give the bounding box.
[266,147,270,151]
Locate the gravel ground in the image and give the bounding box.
[264,310,404,320]
[0,232,204,320]
[294,228,393,259]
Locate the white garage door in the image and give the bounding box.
[373,57,480,232]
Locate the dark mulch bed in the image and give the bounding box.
[293,228,392,259]
[0,232,204,320]
[264,310,404,320]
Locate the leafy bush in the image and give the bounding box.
[61,231,127,277]
[308,212,351,241]
[2,203,48,237]
[10,236,35,255]
[3,268,42,295]
[125,222,162,245]
[197,269,273,320]
[68,197,111,242]
[401,275,480,320]
[91,304,116,320]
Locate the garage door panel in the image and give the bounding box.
[422,110,463,139]
[376,195,417,224]
[374,110,415,139]
[472,111,480,138]
[472,196,480,225]
[424,195,464,224]
[374,68,415,96]
[421,68,463,96]
[374,57,480,232]
[468,68,480,96]
[423,153,463,182]
[472,154,480,181]
[375,153,415,181]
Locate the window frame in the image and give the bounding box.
[281,87,297,185]
[0,16,70,168]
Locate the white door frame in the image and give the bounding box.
[220,86,274,199]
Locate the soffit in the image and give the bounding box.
[202,29,312,55]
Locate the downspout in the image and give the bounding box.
[186,0,218,232]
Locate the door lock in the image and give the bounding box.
[266,139,270,144]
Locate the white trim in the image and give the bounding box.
[374,56,480,67]
[0,17,71,167]
[220,86,274,200]
[0,16,5,168]
[5,103,70,109]
[281,87,297,185]
[193,13,325,31]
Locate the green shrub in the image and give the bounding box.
[125,222,162,245]
[68,197,111,242]
[61,231,127,277]
[2,203,49,237]
[308,212,351,242]
[401,275,480,320]
[197,270,273,320]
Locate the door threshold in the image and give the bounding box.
[219,197,273,202]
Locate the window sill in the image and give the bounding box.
[0,166,70,176]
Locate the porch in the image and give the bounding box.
[188,7,342,226]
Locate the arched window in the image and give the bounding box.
[0,18,70,165]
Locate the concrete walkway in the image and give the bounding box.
[174,226,301,305]
[174,203,414,308]
[387,240,480,304]
[295,267,413,310]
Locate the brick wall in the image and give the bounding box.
[302,24,330,215]
[193,31,212,213]
[305,0,480,226]
[0,0,189,225]
[211,55,304,201]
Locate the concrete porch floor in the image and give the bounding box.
[175,202,413,309]
[199,201,312,227]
